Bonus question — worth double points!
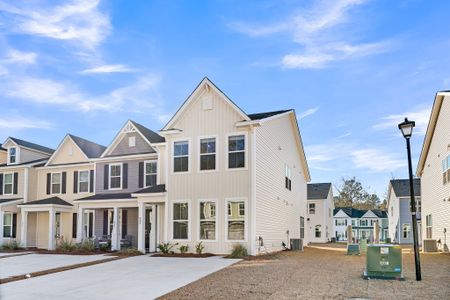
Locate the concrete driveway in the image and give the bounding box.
[0,256,240,300]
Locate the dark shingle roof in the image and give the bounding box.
[9,137,54,154]
[0,198,22,204]
[247,110,292,120]
[130,120,165,143]
[371,209,388,218]
[334,207,388,219]
[390,179,421,197]
[0,158,48,168]
[134,184,166,194]
[20,197,73,206]
[307,183,332,200]
[76,193,136,201]
[0,146,6,152]
[69,134,106,158]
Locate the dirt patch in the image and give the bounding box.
[152,253,215,258]
[159,247,450,300]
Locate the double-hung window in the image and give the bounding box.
[200,138,216,171]
[3,173,13,195]
[426,214,432,239]
[109,164,122,189]
[402,223,411,239]
[145,161,157,187]
[228,135,245,169]
[174,141,189,172]
[336,219,347,226]
[442,155,450,184]
[55,213,61,238]
[173,202,189,239]
[8,147,17,164]
[315,225,321,238]
[285,164,292,190]
[3,212,15,238]
[199,201,216,240]
[308,203,315,214]
[78,170,89,193]
[415,198,421,213]
[227,200,245,241]
[51,173,62,194]
[360,220,368,226]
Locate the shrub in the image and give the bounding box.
[1,239,20,250]
[77,239,95,252]
[158,242,178,254]
[99,243,110,252]
[57,237,76,252]
[119,247,142,256]
[229,244,248,258]
[195,242,205,254]
[179,245,189,254]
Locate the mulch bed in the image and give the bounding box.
[32,249,114,255]
[152,253,216,258]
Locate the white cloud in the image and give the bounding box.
[298,107,319,119]
[0,115,52,130]
[351,149,405,172]
[373,107,431,135]
[0,0,111,49]
[81,64,134,74]
[2,49,37,64]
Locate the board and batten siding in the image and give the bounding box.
[108,132,156,157]
[254,114,308,252]
[420,96,450,250]
[165,88,252,254]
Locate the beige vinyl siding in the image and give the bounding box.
[36,212,49,249]
[27,212,37,246]
[18,148,50,164]
[50,138,89,165]
[0,151,6,164]
[254,114,308,252]
[166,88,252,254]
[421,96,450,250]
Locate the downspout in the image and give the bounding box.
[250,125,257,255]
[24,167,29,202]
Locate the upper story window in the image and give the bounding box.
[145,161,157,187]
[308,203,315,214]
[3,173,13,195]
[335,219,347,226]
[228,135,245,169]
[360,219,368,226]
[78,170,90,193]
[109,163,122,189]
[174,141,189,173]
[352,219,356,226]
[285,164,292,190]
[442,154,450,184]
[200,138,216,171]
[416,198,421,213]
[8,147,17,164]
[51,173,62,194]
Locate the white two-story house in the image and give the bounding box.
[307,183,334,243]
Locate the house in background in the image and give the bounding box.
[334,207,388,242]
[0,137,54,247]
[387,178,421,244]
[416,91,450,252]
[0,147,6,164]
[307,183,334,243]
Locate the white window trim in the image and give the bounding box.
[225,198,248,242]
[2,172,14,195]
[55,212,62,238]
[144,160,158,187]
[172,138,191,174]
[109,163,123,190]
[78,170,90,194]
[198,135,218,173]
[83,210,95,238]
[107,209,114,236]
[51,172,63,195]
[402,223,411,239]
[171,199,191,241]
[225,132,248,171]
[308,203,316,215]
[8,147,19,165]
[3,212,14,238]
[198,199,218,242]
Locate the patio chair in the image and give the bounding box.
[98,235,111,250]
[120,235,133,249]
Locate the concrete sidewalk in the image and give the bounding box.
[0,256,240,300]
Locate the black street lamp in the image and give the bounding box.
[398,117,422,281]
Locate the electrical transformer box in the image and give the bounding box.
[363,244,403,280]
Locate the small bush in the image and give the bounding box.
[195,242,205,254]
[179,245,189,254]
[158,242,178,254]
[1,239,20,250]
[229,244,248,258]
[77,239,95,252]
[99,243,110,252]
[119,247,142,256]
[57,237,76,252]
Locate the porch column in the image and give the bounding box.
[150,205,157,252]
[111,207,119,251]
[20,211,28,248]
[0,210,4,246]
[76,206,84,243]
[137,202,146,253]
[48,208,56,250]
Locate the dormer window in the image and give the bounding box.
[8,147,17,164]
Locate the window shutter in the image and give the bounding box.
[138,162,144,188]
[123,163,128,189]
[0,174,3,195]
[62,172,67,194]
[46,173,51,195]
[104,165,109,190]
[12,213,17,238]
[13,172,18,194]
[72,213,77,239]
[89,213,94,238]
[90,170,94,193]
[73,171,78,194]
[122,209,127,238]
[103,210,108,236]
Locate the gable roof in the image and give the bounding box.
[0,158,49,168]
[417,91,449,175]
[307,183,332,200]
[5,137,54,154]
[390,178,421,197]
[19,196,73,206]
[371,209,388,218]
[134,184,166,194]
[0,146,6,152]
[69,134,106,158]
[247,110,292,121]
[334,207,387,219]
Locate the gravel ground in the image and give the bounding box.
[159,247,450,300]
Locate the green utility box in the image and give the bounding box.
[363,244,403,280]
[359,239,367,254]
[347,243,360,255]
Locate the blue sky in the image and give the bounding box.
[0,0,449,199]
